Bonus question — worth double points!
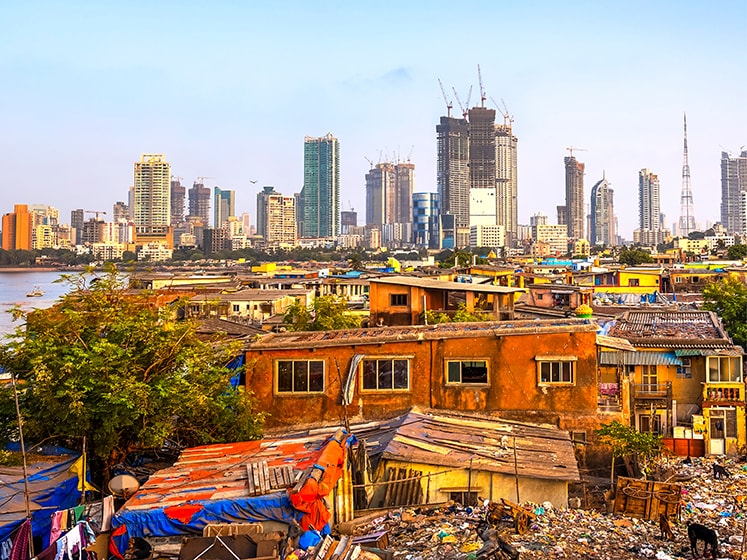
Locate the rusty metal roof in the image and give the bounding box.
[245,318,598,350]
[606,310,730,344]
[369,276,525,294]
[350,409,580,482]
[119,433,334,511]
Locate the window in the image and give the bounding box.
[674,276,683,283]
[707,356,742,383]
[710,408,737,438]
[446,360,488,384]
[571,431,587,444]
[639,413,663,435]
[276,360,325,393]
[677,357,692,378]
[628,278,640,287]
[448,491,477,506]
[233,304,240,312]
[641,364,658,390]
[537,358,575,384]
[362,358,409,390]
[390,294,408,306]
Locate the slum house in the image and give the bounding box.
[243,319,625,442]
[110,429,355,555]
[183,288,315,326]
[572,267,664,296]
[349,409,580,509]
[665,267,728,293]
[367,276,524,327]
[600,310,745,456]
[129,272,237,291]
[517,284,594,313]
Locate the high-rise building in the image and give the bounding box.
[188,180,211,225]
[412,192,440,249]
[678,114,696,237]
[468,106,496,191]
[365,161,414,246]
[495,122,518,244]
[214,186,235,229]
[564,155,585,240]
[71,208,84,245]
[639,168,661,231]
[341,210,357,234]
[113,201,129,223]
[170,178,185,225]
[133,154,171,238]
[436,116,469,229]
[300,133,339,239]
[257,186,297,246]
[1,204,32,250]
[721,150,747,234]
[590,173,615,246]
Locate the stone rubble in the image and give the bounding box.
[349,457,747,559]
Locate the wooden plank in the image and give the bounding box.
[262,461,271,492]
[246,464,256,495]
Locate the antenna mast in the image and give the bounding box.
[678,113,696,237]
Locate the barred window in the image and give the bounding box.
[276,360,325,393]
[537,358,576,385]
[446,360,488,384]
[362,359,409,390]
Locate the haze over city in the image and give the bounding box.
[1,0,745,239]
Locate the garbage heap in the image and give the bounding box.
[346,456,747,559]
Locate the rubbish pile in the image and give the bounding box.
[345,456,747,559]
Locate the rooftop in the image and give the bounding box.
[605,310,734,348]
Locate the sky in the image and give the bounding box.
[1,0,745,241]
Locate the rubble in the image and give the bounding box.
[344,457,747,559]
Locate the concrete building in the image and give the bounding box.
[1,204,32,250]
[365,161,415,246]
[470,224,505,248]
[636,168,668,246]
[412,192,439,249]
[468,106,496,192]
[133,154,172,244]
[340,210,357,234]
[113,201,130,223]
[70,208,84,245]
[721,150,747,234]
[564,156,585,240]
[590,173,615,246]
[299,133,339,239]
[436,116,470,230]
[469,186,497,227]
[188,180,211,225]
[534,224,569,256]
[257,186,297,246]
[170,179,185,226]
[214,186,235,229]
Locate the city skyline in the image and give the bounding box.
[1,1,744,239]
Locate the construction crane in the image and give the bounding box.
[364,156,374,168]
[452,86,473,119]
[490,96,514,127]
[85,210,107,221]
[437,78,453,117]
[477,64,486,108]
[196,176,214,185]
[566,147,588,159]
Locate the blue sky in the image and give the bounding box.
[1,0,745,240]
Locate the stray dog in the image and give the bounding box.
[713,463,730,479]
[659,513,674,541]
[477,527,520,560]
[687,521,719,558]
[124,538,152,560]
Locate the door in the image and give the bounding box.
[709,411,726,455]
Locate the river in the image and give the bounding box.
[0,270,73,336]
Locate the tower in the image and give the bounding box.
[365,161,414,246]
[214,186,235,229]
[257,186,297,245]
[436,115,469,229]
[495,121,518,244]
[590,173,615,246]
[188,180,211,225]
[170,178,185,225]
[564,155,585,240]
[678,114,696,237]
[133,154,171,238]
[300,133,340,239]
[721,149,747,234]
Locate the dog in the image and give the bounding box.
[713,462,730,479]
[124,538,152,560]
[687,521,719,558]
[659,513,674,541]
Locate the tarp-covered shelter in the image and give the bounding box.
[110,429,354,557]
[0,446,85,548]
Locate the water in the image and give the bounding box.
[0,270,73,336]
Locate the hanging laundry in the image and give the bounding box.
[10,520,31,560]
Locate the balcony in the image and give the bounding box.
[704,385,743,403]
[633,382,672,402]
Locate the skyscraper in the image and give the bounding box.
[1,204,31,250]
[257,186,297,246]
[468,106,496,191]
[71,208,84,245]
[214,186,235,228]
[495,122,518,244]
[678,114,696,237]
[170,178,185,225]
[564,155,585,240]
[721,150,747,234]
[436,115,469,229]
[188,180,211,225]
[635,168,669,245]
[365,161,414,246]
[412,192,440,249]
[590,173,615,246]
[300,133,339,239]
[133,154,171,238]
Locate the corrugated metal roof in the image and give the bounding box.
[370,276,525,294]
[350,409,580,483]
[599,351,681,366]
[596,335,636,351]
[606,310,730,342]
[675,348,744,357]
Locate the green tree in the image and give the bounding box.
[596,420,662,482]
[0,267,264,480]
[703,276,747,348]
[283,295,360,331]
[618,247,654,266]
[727,244,747,260]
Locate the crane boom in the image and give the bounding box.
[477,64,486,107]
[437,79,453,118]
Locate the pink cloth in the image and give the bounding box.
[49,511,66,545]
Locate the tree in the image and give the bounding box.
[703,276,747,348]
[727,244,747,261]
[283,295,360,331]
[596,420,662,482]
[0,266,265,481]
[618,247,654,266]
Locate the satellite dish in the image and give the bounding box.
[108,474,141,498]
